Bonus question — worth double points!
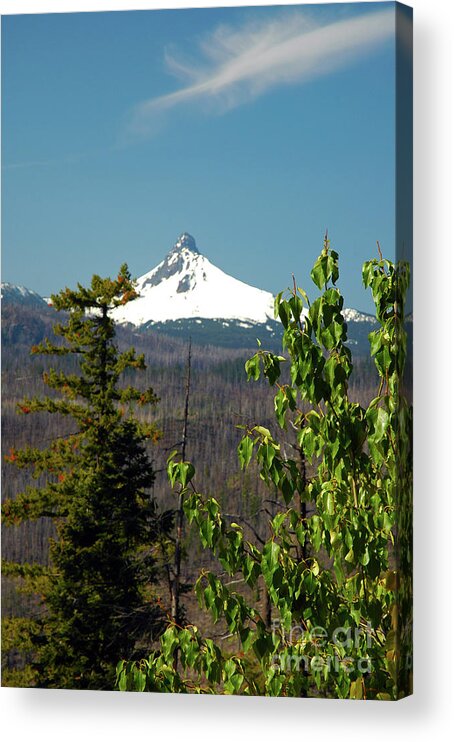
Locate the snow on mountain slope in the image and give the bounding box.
[112,233,376,331]
[112,233,276,327]
[341,307,376,324]
[1,282,48,309]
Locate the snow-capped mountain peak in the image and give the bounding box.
[171,232,199,255]
[1,282,48,309]
[112,233,276,327]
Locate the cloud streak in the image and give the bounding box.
[130,8,394,132]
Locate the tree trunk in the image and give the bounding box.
[170,339,192,626]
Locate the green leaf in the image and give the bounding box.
[326,490,335,515]
[239,627,253,652]
[118,670,128,691]
[367,406,389,443]
[253,634,271,661]
[178,462,195,488]
[262,540,281,588]
[238,436,254,470]
[288,295,303,323]
[245,354,261,381]
[254,425,272,440]
[298,287,309,305]
[349,677,363,700]
[274,291,283,319]
[311,255,329,290]
[278,301,292,329]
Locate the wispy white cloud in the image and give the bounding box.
[130,8,394,133]
[2,154,83,171]
[2,144,121,172]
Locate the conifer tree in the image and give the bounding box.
[2,264,167,689]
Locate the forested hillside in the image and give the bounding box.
[2,301,378,624]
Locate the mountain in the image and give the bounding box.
[1,283,56,349]
[112,233,276,327]
[1,282,49,309]
[112,232,377,351]
[1,235,380,354]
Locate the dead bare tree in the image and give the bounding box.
[170,338,192,625]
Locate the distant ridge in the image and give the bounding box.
[1,237,381,354]
[1,282,48,309]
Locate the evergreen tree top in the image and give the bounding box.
[50,263,138,313]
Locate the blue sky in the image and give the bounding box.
[2,2,398,312]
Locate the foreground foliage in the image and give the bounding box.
[2,265,167,689]
[117,240,412,699]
